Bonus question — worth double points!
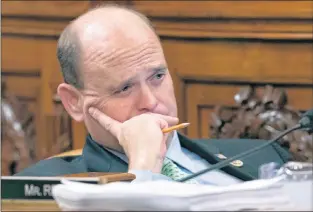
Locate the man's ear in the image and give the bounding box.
[57,83,84,122]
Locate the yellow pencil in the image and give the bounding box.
[162,123,190,133]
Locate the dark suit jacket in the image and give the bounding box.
[15,133,291,181]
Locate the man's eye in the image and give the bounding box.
[116,84,133,94]
[120,85,131,93]
[114,83,133,95]
[154,73,165,80]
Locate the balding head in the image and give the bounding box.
[57,5,156,89]
[57,4,176,151]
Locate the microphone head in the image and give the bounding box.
[299,109,313,132]
[302,109,313,119]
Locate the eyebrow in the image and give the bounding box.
[150,65,167,75]
[108,75,138,93]
[108,65,168,92]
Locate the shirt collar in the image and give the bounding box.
[166,131,199,172]
[165,131,183,159]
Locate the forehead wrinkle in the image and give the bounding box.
[101,40,161,70]
[83,36,155,67]
[122,48,161,71]
[105,42,150,68]
[83,46,108,68]
[84,45,125,70]
[83,38,161,78]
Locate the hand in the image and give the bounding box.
[88,107,179,173]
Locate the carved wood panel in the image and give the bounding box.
[185,84,313,138]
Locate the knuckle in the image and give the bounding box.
[104,121,112,131]
[90,109,98,117]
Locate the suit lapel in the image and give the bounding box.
[83,135,128,173]
[178,133,257,181]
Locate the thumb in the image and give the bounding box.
[151,114,179,127]
[156,117,169,130]
[88,107,121,137]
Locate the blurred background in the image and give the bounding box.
[1,0,313,175]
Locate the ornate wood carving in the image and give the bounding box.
[1,80,72,175]
[1,82,34,175]
[210,85,313,162]
[42,95,72,159]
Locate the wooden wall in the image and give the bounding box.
[2,1,90,159]
[133,1,313,138]
[2,1,312,160]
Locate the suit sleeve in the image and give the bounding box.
[14,157,86,176]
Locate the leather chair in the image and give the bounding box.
[51,149,83,158]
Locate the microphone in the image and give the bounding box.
[299,109,313,132]
[178,108,313,183]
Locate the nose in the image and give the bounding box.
[137,84,158,112]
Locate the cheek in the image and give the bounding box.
[156,78,177,116]
[163,93,177,116]
[99,99,135,122]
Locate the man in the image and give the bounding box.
[16,5,291,185]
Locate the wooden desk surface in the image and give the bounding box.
[2,200,60,211]
[1,200,61,211]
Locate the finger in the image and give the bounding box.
[160,133,169,155]
[151,114,179,127]
[88,107,121,137]
[157,118,169,130]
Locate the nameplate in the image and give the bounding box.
[1,176,98,200]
